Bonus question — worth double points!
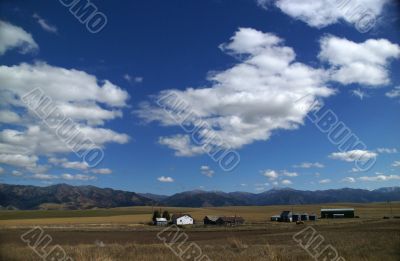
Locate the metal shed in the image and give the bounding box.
[321,208,355,218]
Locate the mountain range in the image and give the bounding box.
[1,183,400,210]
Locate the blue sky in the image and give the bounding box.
[0,0,399,195]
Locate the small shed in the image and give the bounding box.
[321,208,355,219]
[204,216,219,225]
[280,211,293,222]
[155,217,168,226]
[172,214,194,225]
[301,213,309,221]
[309,214,318,221]
[270,215,280,221]
[292,213,301,222]
[216,216,244,226]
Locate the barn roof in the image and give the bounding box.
[321,208,354,211]
[204,216,219,221]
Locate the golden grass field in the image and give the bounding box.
[0,202,399,260]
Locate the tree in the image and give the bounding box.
[152,210,161,222]
[162,210,170,221]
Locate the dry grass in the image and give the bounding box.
[1,202,398,227]
[1,203,400,260]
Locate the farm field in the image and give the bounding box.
[0,202,400,260]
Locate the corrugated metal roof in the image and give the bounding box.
[321,208,354,211]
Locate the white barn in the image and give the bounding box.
[172,214,194,225]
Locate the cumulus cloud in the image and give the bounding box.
[319,179,331,184]
[358,174,400,182]
[12,170,23,177]
[61,161,89,170]
[137,28,333,156]
[293,162,324,168]
[0,20,38,55]
[342,177,356,183]
[281,179,292,185]
[319,36,400,86]
[392,161,400,167]
[273,0,389,29]
[157,176,174,183]
[282,170,298,177]
[0,154,38,169]
[32,173,58,180]
[200,165,214,177]
[386,86,400,99]
[262,170,279,181]
[91,168,112,175]
[33,13,58,33]
[0,110,21,124]
[0,62,130,173]
[329,150,377,162]
[61,173,96,181]
[158,135,204,157]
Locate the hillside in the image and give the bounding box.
[1,183,399,210]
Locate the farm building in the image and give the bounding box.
[292,213,300,222]
[309,214,318,221]
[172,214,194,225]
[216,216,244,226]
[204,216,219,225]
[321,208,355,218]
[155,217,168,226]
[270,215,280,221]
[301,213,309,221]
[280,211,293,222]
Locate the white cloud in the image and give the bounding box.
[33,13,57,33]
[138,28,333,155]
[281,179,292,185]
[158,135,204,157]
[349,167,362,173]
[32,173,57,180]
[0,110,21,124]
[256,0,271,10]
[157,176,174,183]
[342,177,356,183]
[0,154,38,168]
[319,179,331,184]
[319,36,400,86]
[392,161,400,167]
[293,162,324,168]
[61,173,96,181]
[386,86,400,99]
[358,175,400,182]
[0,62,130,172]
[91,168,112,175]
[377,148,397,154]
[200,165,214,177]
[282,170,298,177]
[263,170,279,181]
[0,20,38,55]
[274,0,389,29]
[351,89,367,100]
[329,150,377,162]
[124,74,143,83]
[12,170,23,177]
[61,161,89,170]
